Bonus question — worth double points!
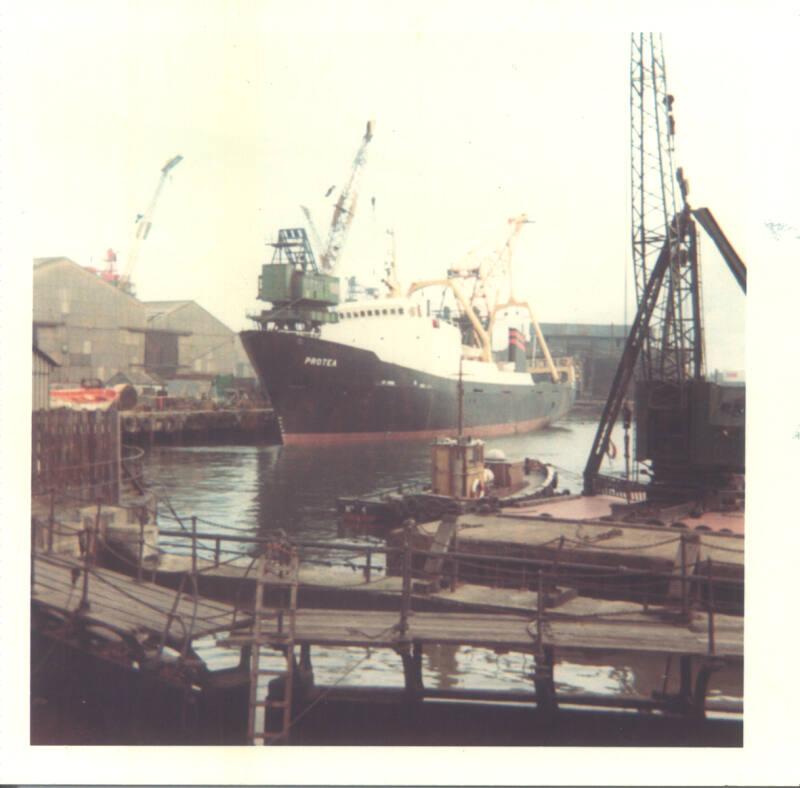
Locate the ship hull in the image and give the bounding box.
[241,330,574,445]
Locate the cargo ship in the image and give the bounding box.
[240,227,575,445]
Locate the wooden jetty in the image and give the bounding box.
[32,553,246,651]
[120,407,279,445]
[31,522,743,745]
[221,604,742,658]
[215,541,741,745]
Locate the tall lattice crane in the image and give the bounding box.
[583,34,746,499]
[119,154,183,294]
[630,34,703,382]
[318,121,374,274]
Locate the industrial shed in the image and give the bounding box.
[144,300,253,379]
[33,257,148,385]
[32,345,58,411]
[539,322,630,401]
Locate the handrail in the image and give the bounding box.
[154,528,744,590]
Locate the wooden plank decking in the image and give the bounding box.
[221,606,742,659]
[33,554,247,646]
[416,512,745,568]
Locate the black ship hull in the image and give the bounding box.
[240,330,574,445]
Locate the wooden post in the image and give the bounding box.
[707,558,715,656]
[399,521,412,638]
[30,523,36,594]
[401,643,424,701]
[48,489,55,552]
[214,537,221,568]
[137,518,145,582]
[679,655,693,708]
[552,536,565,586]
[536,570,545,651]
[79,515,95,613]
[680,534,688,620]
[450,524,460,592]
[364,549,372,583]
[533,645,557,715]
[114,410,122,505]
[191,515,198,576]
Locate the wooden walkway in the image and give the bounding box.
[33,554,247,649]
[221,605,742,659]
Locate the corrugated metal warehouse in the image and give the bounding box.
[32,346,58,410]
[539,323,630,400]
[144,300,253,379]
[33,258,254,388]
[33,258,148,385]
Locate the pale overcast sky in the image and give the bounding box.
[6,1,800,373]
[3,4,800,783]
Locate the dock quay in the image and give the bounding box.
[387,499,744,613]
[31,516,742,745]
[219,541,741,746]
[120,406,279,445]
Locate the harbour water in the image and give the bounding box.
[142,417,743,706]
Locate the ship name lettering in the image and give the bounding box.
[304,356,338,367]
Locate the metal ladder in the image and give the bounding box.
[247,543,299,745]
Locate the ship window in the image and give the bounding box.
[367,310,374,316]
[390,308,396,315]
[360,311,366,317]
[398,308,404,315]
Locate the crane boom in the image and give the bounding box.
[120,154,183,293]
[691,207,747,293]
[319,121,374,274]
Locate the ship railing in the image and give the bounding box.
[592,472,649,501]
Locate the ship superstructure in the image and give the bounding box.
[241,124,575,444]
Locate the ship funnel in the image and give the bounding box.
[508,327,527,372]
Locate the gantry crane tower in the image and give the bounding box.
[254,123,374,330]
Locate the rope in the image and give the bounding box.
[560,534,682,551]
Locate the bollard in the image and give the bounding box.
[214,537,221,568]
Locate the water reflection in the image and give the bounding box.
[141,419,742,702]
